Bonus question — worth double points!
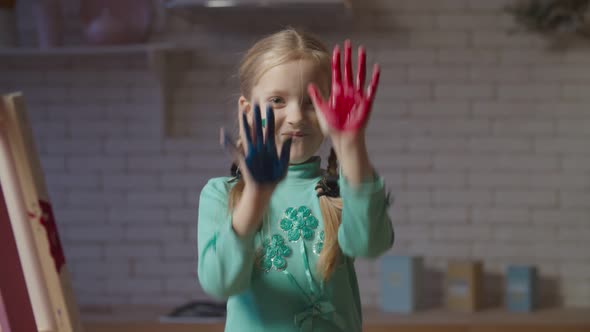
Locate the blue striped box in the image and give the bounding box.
[506,265,538,312]
[379,255,422,313]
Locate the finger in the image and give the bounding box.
[253,104,264,150]
[308,83,337,129]
[367,64,380,102]
[265,104,276,156]
[344,40,353,88]
[356,46,366,95]
[241,110,254,153]
[331,45,341,96]
[279,138,292,169]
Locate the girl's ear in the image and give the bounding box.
[238,96,251,115]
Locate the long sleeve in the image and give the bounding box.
[337,173,394,258]
[197,178,257,300]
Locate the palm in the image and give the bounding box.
[241,104,292,184]
[308,40,380,133]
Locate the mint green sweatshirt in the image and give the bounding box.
[197,157,394,332]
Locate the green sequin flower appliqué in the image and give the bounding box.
[313,230,325,255]
[280,206,319,242]
[258,234,292,272]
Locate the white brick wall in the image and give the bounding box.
[1,0,589,309]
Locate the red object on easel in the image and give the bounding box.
[0,183,38,332]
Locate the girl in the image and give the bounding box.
[197,29,394,332]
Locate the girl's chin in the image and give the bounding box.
[289,152,315,165]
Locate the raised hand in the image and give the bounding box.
[307,40,380,133]
[221,104,292,185]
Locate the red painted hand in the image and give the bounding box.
[308,39,380,133]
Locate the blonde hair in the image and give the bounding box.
[229,28,343,280]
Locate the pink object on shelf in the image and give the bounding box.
[80,0,153,45]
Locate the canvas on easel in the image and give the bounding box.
[0,181,38,332]
[0,92,83,332]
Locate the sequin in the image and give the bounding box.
[280,206,318,242]
[258,234,292,272]
[313,231,325,255]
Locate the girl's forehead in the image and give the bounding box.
[254,59,327,94]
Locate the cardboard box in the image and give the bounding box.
[446,260,483,312]
[379,255,422,313]
[506,265,538,312]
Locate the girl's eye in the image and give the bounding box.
[268,96,285,106]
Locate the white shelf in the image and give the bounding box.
[165,0,347,9]
[0,43,180,57]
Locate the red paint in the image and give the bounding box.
[308,39,380,132]
[37,200,66,272]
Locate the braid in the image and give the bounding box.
[316,147,343,281]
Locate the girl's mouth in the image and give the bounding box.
[283,131,307,138]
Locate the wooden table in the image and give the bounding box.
[82,306,590,332]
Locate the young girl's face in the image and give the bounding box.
[240,59,328,165]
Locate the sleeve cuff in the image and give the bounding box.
[338,167,385,196]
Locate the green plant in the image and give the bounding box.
[506,0,590,38]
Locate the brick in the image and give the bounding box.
[126,191,184,208]
[55,207,109,224]
[498,84,561,100]
[406,171,466,188]
[109,208,167,224]
[434,154,559,171]
[408,66,470,82]
[435,84,494,99]
[64,225,124,242]
[472,31,538,47]
[103,174,158,190]
[436,14,509,29]
[393,224,432,240]
[67,190,126,208]
[494,191,557,207]
[532,209,587,225]
[168,208,197,223]
[45,172,100,189]
[66,156,126,172]
[378,84,431,100]
[104,138,162,155]
[563,157,590,170]
[373,154,432,170]
[165,278,202,293]
[409,137,468,152]
[40,156,66,171]
[411,31,469,47]
[408,207,469,223]
[437,49,498,64]
[532,66,590,82]
[71,261,131,278]
[433,190,493,206]
[163,244,198,259]
[135,260,194,277]
[107,278,162,294]
[494,225,556,241]
[471,66,531,83]
[69,121,127,138]
[396,190,432,207]
[45,139,103,155]
[124,225,185,241]
[535,138,588,154]
[556,120,590,136]
[104,244,162,259]
[560,192,590,208]
[472,208,529,224]
[432,225,492,241]
[410,101,470,117]
[376,49,436,65]
[469,137,531,152]
[562,85,590,100]
[491,118,555,135]
[63,244,103,260]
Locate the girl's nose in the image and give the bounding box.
[286,104,304,126]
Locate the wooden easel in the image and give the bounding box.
[0,92,83,332]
